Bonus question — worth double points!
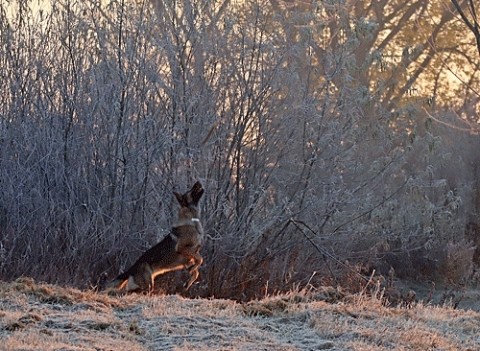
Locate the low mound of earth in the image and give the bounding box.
[0,278,479,350]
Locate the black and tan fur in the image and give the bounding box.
[106,181,204,293]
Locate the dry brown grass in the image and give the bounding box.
[1,278,479,350]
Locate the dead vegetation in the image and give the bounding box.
[1,0,480,305]
[1,278,479,351]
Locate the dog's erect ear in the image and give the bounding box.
[193,188,204,202]
[173,191,185,206]
[190,182,204,203]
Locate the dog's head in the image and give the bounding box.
[174,181,204,209]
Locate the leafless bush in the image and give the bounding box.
[0,0,477,298]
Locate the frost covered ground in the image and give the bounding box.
[1,278,479,350]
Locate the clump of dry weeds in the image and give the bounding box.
[1,277,121,307]
[1,278,479,351]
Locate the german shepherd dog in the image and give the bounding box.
[106,181,204,293]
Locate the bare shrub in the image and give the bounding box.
[0,0,477,299]
[442,240,476,284]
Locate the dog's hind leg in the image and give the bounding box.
[184,253,203,291]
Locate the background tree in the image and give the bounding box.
[451,0,480,56]
[0,0,478,298]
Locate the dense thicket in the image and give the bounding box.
[0,0,479,299]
